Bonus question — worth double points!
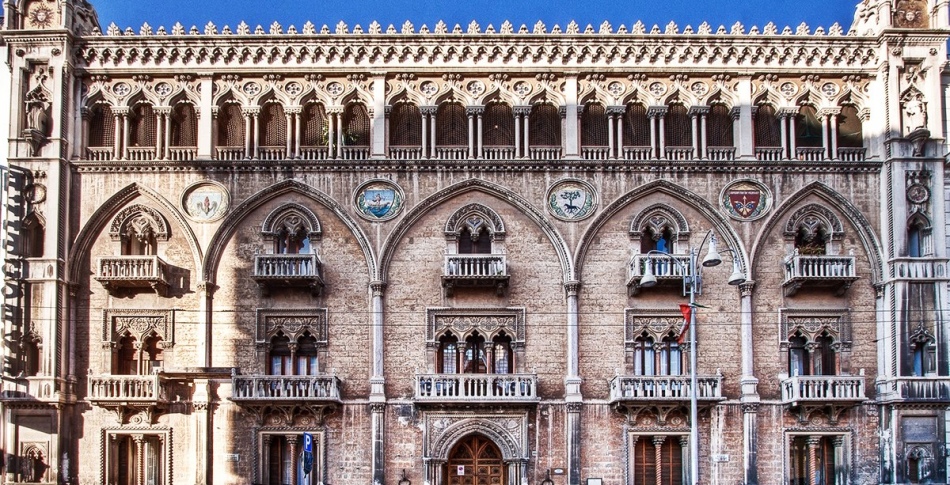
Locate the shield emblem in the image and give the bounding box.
[729,190,761,218]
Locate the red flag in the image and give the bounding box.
[677,303,692,344]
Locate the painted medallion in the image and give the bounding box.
[547,179,597,221]
[181,181,230,222]
[721,179,772,221]
[355,180,404,221]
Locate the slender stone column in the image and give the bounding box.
[370,282,387,485]
[133,434,145,485]
[653,436,667,485]
[566,402,582,485]
[261,435,273,484]
[787,110,798,159]
[829,113,839,159]
[336,112,344,158]
[806,436,821,485]
[699,112,708,159]
[739,281,759,485]
[111,108,124,159]
[121,111,130,159]
[287,435,299,485]
[476,108,484,158]
[779,113,790,159]
[154,109,165,159]
[371,402,386,485]
[284,110,294,157]
[820,112,831,159]
[194,379,212,485]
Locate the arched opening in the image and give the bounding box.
[837,105,863,148]
[128,103,156,148]
[141,333,164,374]
[390,102,422,147]
[793,221,829,256]
[217,103,245,149]
[301,102,329,148]
[529,103,561,147]
[269,333,292,375]
[439,334,460,374]
[343,103,370,147]
[623,102,650,148]
[120,213,159,256]
[906,215,929,258]
[581,102,608,148]
[170,102,198,148]
[88,103,115,148]
[458,226,492,254]
[22,212,44,258]
[445,435,506,485]
[753,104,781,148]
[706,103,734,148]
[483,102,514,147]
[275,217,311,254]
[664,103,692,148]
[296,332,319,375]
[437,102,467,148]
[795,105,823,148]
[116,334,138,375]
[260,101,287,149]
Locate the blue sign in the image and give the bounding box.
[303,432,313,453]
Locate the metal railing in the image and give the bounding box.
[444,254,507,278]
[609,375,724,402]
[231,375,341,401]
[414,373,538,402]
[780,375,865,404]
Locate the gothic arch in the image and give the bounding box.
[430,420,524,461]
[444,203,506,240]
[628,203,691,243]
[67,183,202,284]
[378,179,571,284]
[202,179,375,283]
[782,203,845,241]
[749,181,884,284]
[575,179,748,281]
[108,204,170,242]
[261,202,322,237]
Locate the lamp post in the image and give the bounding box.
[639,230,745,485]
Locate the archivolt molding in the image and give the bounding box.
[444,203,505,240]
[82,74,200,110]
[783,203,845,241]
[425,412,528,461]
[749,180,884,285]
[753,74,870,113]
[628,203,691,242]
[426,307,526,342]
[108,204,170,241]
[575,179,748,282]
[261,202,322,238]
[68,182,203,284]
[202,179,375,283]
[379,178,571,285]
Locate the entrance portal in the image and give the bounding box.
[445,435,505,485]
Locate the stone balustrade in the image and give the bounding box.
[95,255,170,296]
[665,146,695,160]
[780,375,866,405]
[891,257,949,281]
[782,253,858,296]
[877,377,950,403]
[707,146,736,160]
[622,146,653,160]
[582,146,610,160]
[444,254,507,278]
[528,146,562,160]
[755,147,784,161]
[414,373,538,403]
[608,375,724,403]
[252,253,324,296]
[88,374,165,403]
[231,375,342,402]
[627,253,692,295]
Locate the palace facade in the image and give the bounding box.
[1,0,949,484]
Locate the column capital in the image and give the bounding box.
[738,280,755,297]
[370,281,387,296]
[564,280,581,296]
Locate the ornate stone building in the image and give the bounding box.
[1,0,949,484]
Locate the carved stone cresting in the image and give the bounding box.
[108,204,171,242]
[778,308,851,351]
[426,307,525,343]
[629,204,690,244]
[103,309,175,349]
[624,309,686,343]
[783,204,845,242]
[444,203,506,241]
[256,308,329,343]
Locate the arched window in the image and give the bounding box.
[276,220,310,254]
[170,103,197,147]
[837,105,863,148]
[463,333,488,373]
[529,103,561,146]
[297,332,319,375]
[389,102,422,147]
[788,333,837,377]
[753,104,781,147]
[623,103,650,147]
[581,103,608,147]
[634,335,656,376]
[269,333,292,375]
[436,102,467,147]
[795,105,823,148]
[794,221,829,256]
[22,212,44,258]
[907,216,929,257]
[301,102,329,147]
[88,103,115,148]
[260,102,287,148]
[120,213,159,256]
[483,102,514,146]
[438,334,460,374]
[217,103,245,148]
[458,226,492,254]
[491,333,513,374]
[659,336,682,376]
[141,333,164,374]
[664,103,692,147]
[116,334,138,375]
[706,104,734,148]
[129,103,156,147]
[343,103,370,146]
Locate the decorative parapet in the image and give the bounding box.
[414,373,539,404]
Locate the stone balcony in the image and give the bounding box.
[608,374,725,424]
[0,376,72,406]
[780,375,866,423]
[876,377,950,404]
[87,374,168,423]
[230,374,342,423]
[251,253,324,296]
[414,373,539,405]
[781,252,858,296]
[890,257,950,281]
[626,253,692,296]
[442,254,509,296]
[95,255,170,296]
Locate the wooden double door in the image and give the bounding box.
[445,435,506,485]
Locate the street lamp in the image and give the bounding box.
[638,230,745,485]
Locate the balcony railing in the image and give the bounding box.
[891,257,949,281]
[780,375,866,406]
[877,377,950,403]
[706,146,736,161]
[443,254,509,296]
[837,147,867,161]
[622,146,653,160]
[86,146,115,161]
[795,146,826,161]
[1,376,70,404]
[754,147,784,161]
[389,145,423,159]
[483,146,516,160]
[127,147,156,161]
[87,374,166,405]
[252,253,324,296]
[230,375,342,403]
[436,146,468,160]
[782,252,858,296]
[581,146,610,160]
[608,375,725,403]
[529,146,562,160]
[300,145,330,160]
[626,253,692,296]
[341,146,370,160]
[95,255,170,296]
[414,373,539,403]
[216,146,245,160]
[258,146,287,160]
[168,147,197,161]
[665,146,695,161]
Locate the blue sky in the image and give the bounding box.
[93,1,858,34]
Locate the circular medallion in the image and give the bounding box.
[690,82,708,96]
[466,80,485,96]
[779,82,798,98]
[355,179,404,221]
[154,82,173,98]
[649,82,667,97]
[112,82,131,97]
[242,82,261,96]
[326,82,344,97]
[181,181,230,222]
[28,5,54,28]
[821,82,839,97]
[720,179,772,221]
[284,81,303,97]
[420,81,438,97]
[547,179,597,221]
[907,183,930,204]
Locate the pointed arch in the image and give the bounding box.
[431,421,524,462]
[575,180,747,281]
[749,181,884,284]
[67,183,203,284]
[629,204,691,250]
[444,203,506,239]
[379,179,570,284]
[202,179,375,283]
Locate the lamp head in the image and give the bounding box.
[640,259,658,287]
[728,259,746,285]
[701,236,722,267]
